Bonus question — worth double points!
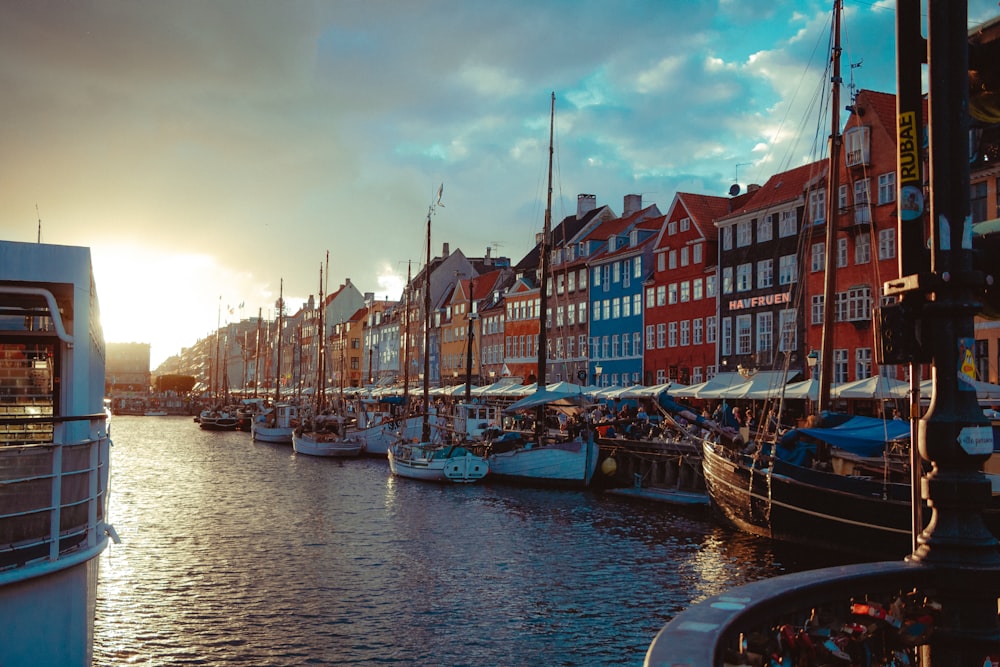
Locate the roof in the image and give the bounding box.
[719,159,827,222]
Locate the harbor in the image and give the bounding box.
[94,415,858,666]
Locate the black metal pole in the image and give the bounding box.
[911,1,1000,662]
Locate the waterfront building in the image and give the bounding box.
[715,160,824,387]
[804,89,912,413]
[585,197,662,387]
[644,192,737,386]
[547,194,616,384]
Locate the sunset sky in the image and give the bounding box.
[2,1,998,368]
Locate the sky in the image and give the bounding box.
[2,1,999,369]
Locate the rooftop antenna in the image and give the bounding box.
[848,58,863,106]
[731,162,752,196]
[35,204,41,243]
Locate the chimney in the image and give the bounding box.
[623,194,642,216]
[577,194,596,219]
[442,242,450,258]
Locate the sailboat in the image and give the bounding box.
[252,279,302,444]
[199,300,239,431]
[483,93,600,488]
[293,256,364,457]
[387,188,490,483]
[698,2,1000,558]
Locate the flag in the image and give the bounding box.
[436,183,445,207]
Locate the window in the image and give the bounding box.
[722,267,734,294]
[778,254,797,285]
[838,238,848,268]
[878,228,896,260]
[680,281,691,302]
[656,323,666,348]
[736,315,752,354]
[612,298,621,319]
[693,278,703,300]
[736,263,752,292]
[856,347,872,380]
[621,334,629,357]
[809,189,826,224]
[877,172,896,205]
[602,299,611,320]
[855,233,871,264]
[755,311,772,352]
[612,262,621,284]
[602,265,610,290]
[737,220,752,247]
[622,295,631,318]
[757,259,773,288]
[721,316,732,355]
[693,243,703,264]
[846,286,872,321]
[593,266,601,286]
[834,348,849,383]
[706,316,717,344]
[706,275,717,298]
[649,286,658,308]
[839,184,849,209]
[722,226,733,251]
[757,215,773,242]
[592,300,600,321]
[633,332,641,356]
[811,294,824,325]
[668,322,678,347]
[811,242,825,272]
[779,209,797,237]
[668,220,677,235]
[579,268,587,290]
[657,252,666,272]
[680,320,690,346]
[971,181,989,223]
[680,217,691,232]
[680,246,689,267]
[578,302,587,323]
[633,255,642,278]
[844,126,870,166]
[633,293,641,316]
[669,250,677,270]
[693,318,703,345]
[778,309,797,351]
[611,335,619,359]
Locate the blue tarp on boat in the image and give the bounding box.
[796,415,910,457]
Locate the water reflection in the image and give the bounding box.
[96,416,858,666]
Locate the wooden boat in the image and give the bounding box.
[252,402,301,444]
[481,95,598,488]
[387,186,489,482]
[293,414,364,457]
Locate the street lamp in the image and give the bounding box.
[595,364,603,387]
[806,350,819,378]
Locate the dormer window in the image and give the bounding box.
[845,126,870,167]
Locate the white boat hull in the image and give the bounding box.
[293,431,364,457]
[352,415,425,456]
[388,443,489,483]
[252,423,294,444]
[487,437,599,488]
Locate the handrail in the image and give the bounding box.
[645,560,941,666]
[0,413,107,427]
[0,286,73,344]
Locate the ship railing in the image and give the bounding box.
[0,412,112,577]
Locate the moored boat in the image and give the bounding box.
[293,415,364,457]
[252,402,301,444]
[388,441,489,483]
[0,240,116,666]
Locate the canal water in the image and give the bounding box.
[94,416,860,666]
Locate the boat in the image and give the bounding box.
[293,414,364,457]
[252,402,301,444]
[698,3,1000,558]
[0,240,117,666]
[293,257,364,457]
[198,406,239,431]
[349,396,424,456]
[481,94,599,488]
[387,186,489,483]
[252,279,299,444]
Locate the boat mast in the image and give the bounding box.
[421,202,433,442]
[817,0,842,415]
[317,257,327,414]
[535,92,555,444]
[402,260,412,406]
[254,308,262,398]
[274,278,283,406]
